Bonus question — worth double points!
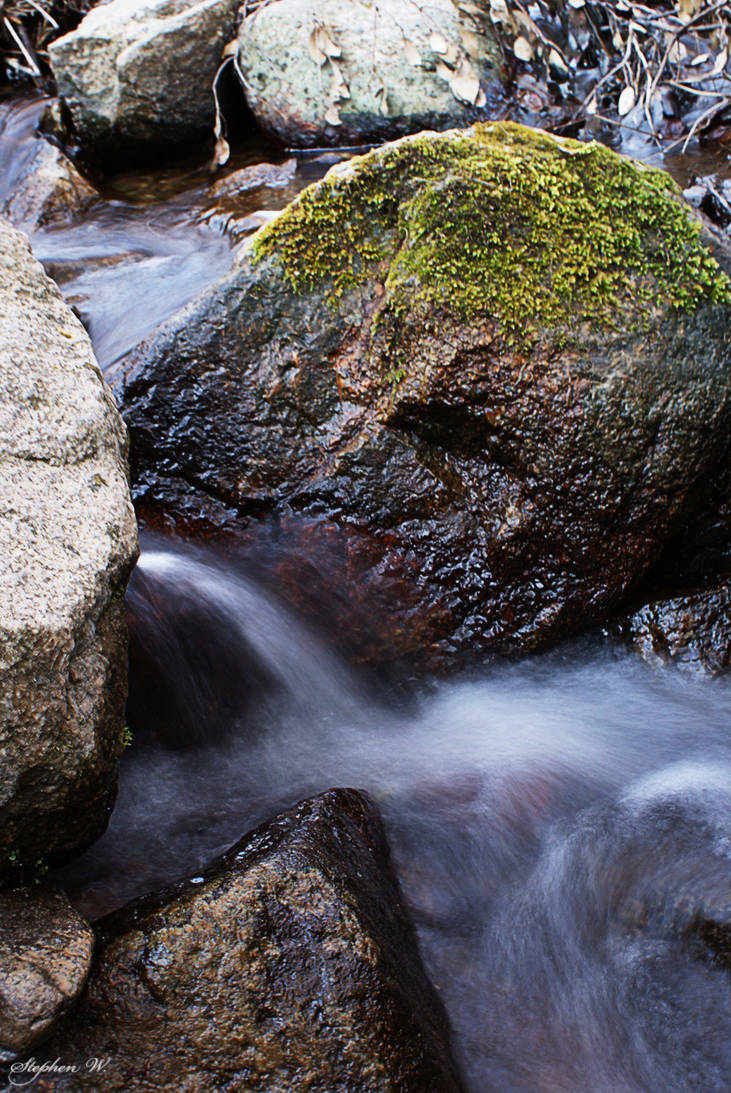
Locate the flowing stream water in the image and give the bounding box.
[56,541,731,1093]
[2,89,730,1093]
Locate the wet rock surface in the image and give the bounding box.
[0,219,138,869]
[623,579,730,677]
[236,0,501,148]
[0,134,97,233]
[113,123,731,669]
[42,789,464,1093]
[48,0,241,153]
[0,886,94,1060]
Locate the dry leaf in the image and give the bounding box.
[222,38,237,58]
[460,26,483,61]
[711,47,729,76]
[308,28,326,65]
[375,86,390,117]
[402,37,422,66]
[309,25,340,66]
[450,57,481,105]
[436,59,454,82]
[430,32,449,55]
[618,85,636,116]
[325,103,342,125]
[548,48,568,74]
[329,62,350,101]
[513,36,534,62]
[212,137,230,168]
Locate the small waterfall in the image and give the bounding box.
[54,540,731,1093]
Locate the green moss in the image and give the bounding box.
[252,122,730,340]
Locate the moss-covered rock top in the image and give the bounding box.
[252,122,731,340]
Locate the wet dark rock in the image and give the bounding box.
[623,579,730,676]
[199,158,299,240]
[641,452,730,593]
[112,123,731,670]
[42,789,464,1092]
[0,886,93,1059]
[0,134,97,232]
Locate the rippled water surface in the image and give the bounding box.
[56,543,731,1093]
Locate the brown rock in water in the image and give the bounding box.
[111,124,731,670]
[42,790,464,1093]
[624,579,730,676]
[0,137,97,233]
[0,886,93,1059]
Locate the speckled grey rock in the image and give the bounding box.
[0,886,94,1059]
[237,0,501,147]
[48,0,241,151]
[0,219,138,869]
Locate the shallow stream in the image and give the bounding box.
[2,91,729,1093]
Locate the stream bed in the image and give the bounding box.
[2,90,730,1093]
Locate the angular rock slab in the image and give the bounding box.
[114,124,731,669]
[48,0,241,151]
[43,790,463,1092]
[0,219,138,868]
[237,0,501,147]
[0,886,94,1059]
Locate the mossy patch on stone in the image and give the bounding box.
[252,122,731,341]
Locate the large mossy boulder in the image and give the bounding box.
[237,0,502,148]
[0,219,138,869]
[115,123,731,669]
[48,0,241,153]
[42,790,463,1092]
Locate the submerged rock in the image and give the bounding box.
[114,123,731,669]
[0,220,138,869]
[0,886,93,1059]
[48,0,241,153]
[43,789,463,1092]
[237,0,502,147]
[624,579,730,676]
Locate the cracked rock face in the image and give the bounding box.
[0,886,94,1059]
[42,790,464,1093]
[0,219,138,869]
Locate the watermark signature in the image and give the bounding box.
[8,1058,111,1087]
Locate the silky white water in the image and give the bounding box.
[56,542,731,1093]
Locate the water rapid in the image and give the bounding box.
[56,541,731,1093]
